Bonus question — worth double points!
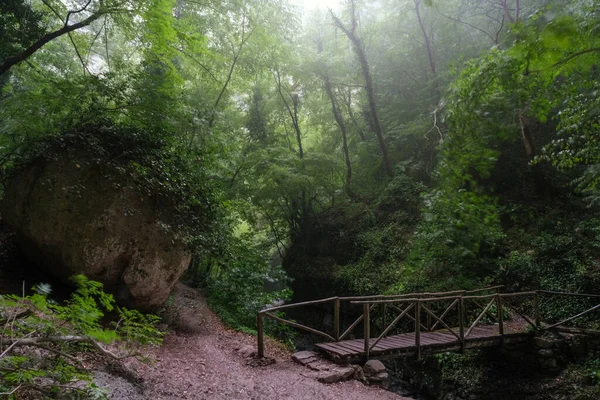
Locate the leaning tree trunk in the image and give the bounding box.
[273,69,304,159]
[321,71,357,199]
[330,3,393,177]
[414,0,440,99]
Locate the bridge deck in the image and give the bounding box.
[315,324,532,363]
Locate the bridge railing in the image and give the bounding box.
[256,287,600,359]
[256,288,482,358]
[537,290,600,334]
[348,286,541,359]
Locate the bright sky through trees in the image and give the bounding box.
[295,0,341,10]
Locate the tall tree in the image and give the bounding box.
[331,1,393,177]
[273,68,304,159]
[316,36,356,199]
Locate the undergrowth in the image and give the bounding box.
[0,275,162,399]
[185,233,296,345]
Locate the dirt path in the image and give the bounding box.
[102,283,409,400]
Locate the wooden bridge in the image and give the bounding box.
[257,286,600,363]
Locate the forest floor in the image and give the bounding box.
[0,222,405,400]
[97,283,409,400]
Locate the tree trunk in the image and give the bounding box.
[273,69,304,159]
[519,113,535,159]
[331,2,393,177]
[344,90,367,141]
[209,14,253,128]
[500,0,515,24]
[319,61,356,199]
[414,0,440,98]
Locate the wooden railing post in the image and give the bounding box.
[497,294,504,346]
[415,300,421,360]
[459,296,465,352]
[257,311,264,358]
[334,298,340,341]
[364,303,371,360]
[534,292,541,328]
[381,303,386,333]
[426,301,431,331]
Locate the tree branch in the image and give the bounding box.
[0,7,107,76]
[435,6,498,45]
[1,335,130,360]
[175,47,222,85]
[208,12,255,127]
[551,47,600,70]
[68,32,91,74]
[66,0,94,25]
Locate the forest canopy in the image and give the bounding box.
[1,0,600,325]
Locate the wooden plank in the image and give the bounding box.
[321,346,355,357]
[426,336,454,346]
[390,335,416,344]
[424,333,456,343]
[373,342,403,351]
[469,326,493,338]
[375,334,414,350]
[427,335,456,344]
[315,343,351,355]
[374,339,407,351]
[425,333,454,343]
[326,339,361,351]
[325,342,358,354]
[375,337,406,347]
[338,341,365,353]
[374,338,411,350]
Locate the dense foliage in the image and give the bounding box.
[0,276,162,399]
[1,1,600,389]
[3,120,224,257]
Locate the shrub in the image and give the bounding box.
[186,234,293,341]
[0,275,162,399]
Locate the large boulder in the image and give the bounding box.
[1,143,192,311]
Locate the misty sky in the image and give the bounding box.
[296,0,341,10]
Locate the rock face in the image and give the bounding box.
[1,148,191,311]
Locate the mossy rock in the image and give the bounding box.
[1,128,192,311]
